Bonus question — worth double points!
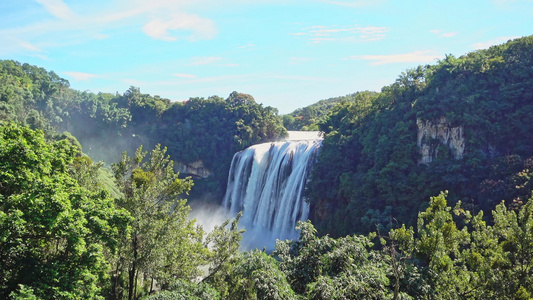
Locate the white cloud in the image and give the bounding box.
[93,33,110,40]
[11,40,49,60]
[189,56,223,65]
[314,0,386,7]
[220,63,240,67]
[142,12,217,41]
[348,50,442,65]
[63,71,100,81]
[36,0,77,21]
[291,24,389,43]
[471,36,520,50]
[311,37,336,43]
[34,54,50,60]
[440,32,457,38]
[359,26,388,41]
[173,73,197,78]
[19,41,44,53]
[237,44,255,49]
[1,0,220,56]
[430,29,458,38]
[493,0,532,4]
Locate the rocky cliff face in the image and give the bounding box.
[417,117,465,164]
[176,160,213,179]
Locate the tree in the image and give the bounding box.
[111,145,207,300]
[201,213,245,298]
[228,250,295,300]
[0,122,129,299]
[486,197,533,298]
[274,221,393,299]
[144,279,220,300]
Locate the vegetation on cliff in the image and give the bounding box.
[0,60,286,200]
[307,35,533,236]
[282,91,377,131]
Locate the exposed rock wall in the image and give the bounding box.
[176,160,213,178]
[417,117,465,164]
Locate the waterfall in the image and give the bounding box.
[223,132,321,249]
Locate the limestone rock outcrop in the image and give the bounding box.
[176,160,213,179]
[417,117,465,164]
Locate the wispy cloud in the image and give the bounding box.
[290,24,389,43]
[186,57,239,67]
[358,26,389,41]
[142,12,217,41]
[172,73,197,78]
[314,0,386,7]
[19,41,44,53]
[63,71,101,81]
[493,0,532,4]
[347,50,442,65]
[7,39,50,60]
[471,36,519,50]
[430,29,458,38]
[188,56,223,66]
[237,44,255,49]
[0,0,220,56]
[220,63,240,67]
[93,33,110,40]
[36,0,77,21]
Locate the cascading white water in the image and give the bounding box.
[223,132,321,249]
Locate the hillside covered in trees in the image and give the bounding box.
[0,61,286,200]
[1,36,533,299]
[307,35,533,236]
[282,91,377,131]
[2,122,533,299]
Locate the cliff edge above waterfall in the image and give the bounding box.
[286,131,323,141]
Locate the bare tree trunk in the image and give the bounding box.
[128,264,135,300]
[128,236,138,300]
[390,246,401,300]
[134,269,139,300]
[111,259,121,300]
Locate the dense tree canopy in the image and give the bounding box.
[282,91,377,131]
[1,36,533,299]
[110,145,206,300]
[0,61,287,201]
[307,35,533,237]
[0,122,129,299]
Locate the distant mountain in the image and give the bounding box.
[282,91,378,131]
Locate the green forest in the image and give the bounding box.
[1,36,532,299]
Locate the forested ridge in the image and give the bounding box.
[1,36,532,299]
[0,61,286,200]
[282,91,378,131]
[307,35,533,237]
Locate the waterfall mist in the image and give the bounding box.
[189,202,232,235]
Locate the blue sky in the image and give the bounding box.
[0,0,531,113]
